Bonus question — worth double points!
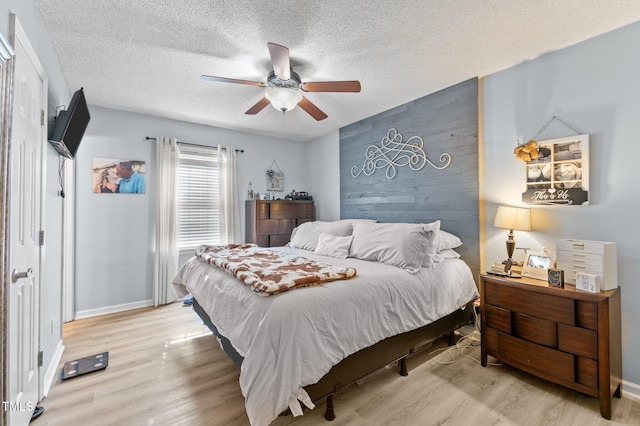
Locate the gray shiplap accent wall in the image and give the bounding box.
[340,78,479,277]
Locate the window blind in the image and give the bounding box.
[177,146,222,250]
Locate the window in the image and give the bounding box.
[177,145,222,250]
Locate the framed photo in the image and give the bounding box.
[522,250,555,281]
[522,134,589,206]
[93,157,146,194]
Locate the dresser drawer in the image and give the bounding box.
[576,301,598,330]
[269,234,291,247]
[256,202,270,219]
[513,312,557,348]
[557,239,608,255]
[558,324,597,359]
[484,282,575,325]
[270,202,313,219]
[257,219,279,235]
[558,264,604,284]
[576,356,598,389]
[485,304,511,334]
[498,333,575,385]
[257,219,296,236]
[557,262,603,275]
[557,251,604,270]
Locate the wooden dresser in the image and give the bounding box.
[480,274,621,419]
[245,200,314,247]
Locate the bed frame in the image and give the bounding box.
[193,298,473,421]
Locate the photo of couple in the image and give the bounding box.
[92,157,146,194]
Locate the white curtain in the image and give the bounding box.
[217,145,242,244]
[153,136,180,305]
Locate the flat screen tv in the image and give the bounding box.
[48,87,90,159]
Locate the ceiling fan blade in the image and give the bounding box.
[267,42,291,81]
[245,97,271,115]
[201,75,266,87]
[301,81,361,92]
[297,97,328,121]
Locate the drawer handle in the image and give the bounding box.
[573,259,586,264]
[574,265,586,270]
[572,242,585,247]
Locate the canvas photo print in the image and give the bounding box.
[93,157,146,194]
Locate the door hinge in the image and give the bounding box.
[38,351,43,367]
[41,109,46,126]
[39,230,45,246]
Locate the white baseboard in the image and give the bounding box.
[75,299,154,320]
[42,340,64,397]
[623,379,640,401]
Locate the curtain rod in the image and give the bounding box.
[145,136,244,153]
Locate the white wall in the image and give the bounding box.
[481,21,640,393]
[306,130,341,221]
[74,106,310,315]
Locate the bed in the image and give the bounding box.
[172,219,478,426]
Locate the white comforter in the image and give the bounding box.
[172,247,478,426]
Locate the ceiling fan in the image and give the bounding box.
[201,42,361,121]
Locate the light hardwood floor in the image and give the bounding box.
[34,303,640,426]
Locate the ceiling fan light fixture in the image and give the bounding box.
[265,87,303,112]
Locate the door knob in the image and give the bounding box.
[11,268,33,283]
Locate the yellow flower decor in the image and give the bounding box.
[514,140,540,162]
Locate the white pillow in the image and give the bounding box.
[350,222,437,273]
[421,221,441,269]
[337,218,377,233]
[314,233,353,259]
[434,227,463,251]
[433,248,461,263]
[289,221,353,251]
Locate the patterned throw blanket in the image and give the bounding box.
[195,244,357,296]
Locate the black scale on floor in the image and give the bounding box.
[60,352,109,380]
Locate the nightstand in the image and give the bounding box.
[480,274,622,419]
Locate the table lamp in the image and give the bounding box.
[493,206,531,266]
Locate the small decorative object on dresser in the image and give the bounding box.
[547,268,564,288]
[556,239,617,291]
[480,274,622,419]
[576,272,600,293]
[521,249,555,281]
[492,206,532,273]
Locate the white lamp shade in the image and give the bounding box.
[265,87,303,112]
[493,206,531,231]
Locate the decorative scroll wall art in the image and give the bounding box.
[351,128,452,179]
[522,134,589,205]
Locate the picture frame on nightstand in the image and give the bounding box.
[522,250,555,281]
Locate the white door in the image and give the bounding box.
[8,19,47,425]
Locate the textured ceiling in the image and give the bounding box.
[36,0,640,142]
